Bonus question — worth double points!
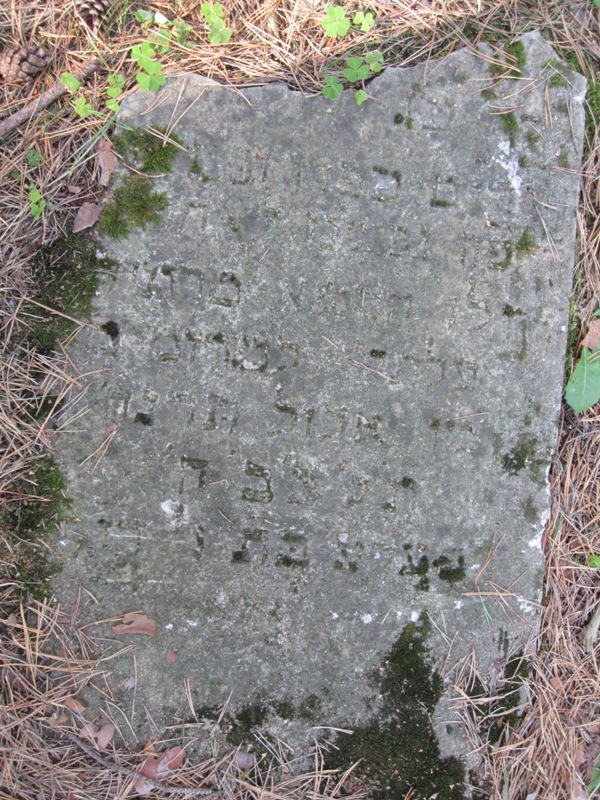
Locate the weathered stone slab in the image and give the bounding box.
[54,31,585,778]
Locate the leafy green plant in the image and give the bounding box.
[59,72,82,93]
[565,343,600,413]
[321,6,351,38]
[322,75,343,100]
[106,72,125,113]
[364,51,383,73]
[588,555,600,568]
[28,186,46,221]
[353,11,375,32]
[131,41,166,91]
[343,56,370,82]
[322,53,380,105]
[201,3,232,44]
[73,96,94,117]
[25,149,42,167]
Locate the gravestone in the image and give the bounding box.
[54,31,586,787]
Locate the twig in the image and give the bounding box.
[583,603,600,653]
[0,58,102,140]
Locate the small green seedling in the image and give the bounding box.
[321,6,351,38]
[588,555,600,568]
[354,89,368,105]
[73,96,93,117]
[364,51,383,73]
[29,186,46,221]
[26,149,42,167]
[565,343,600,413]
[131,42,166,91]
[106,73,125,113]
[322,75,343,100]
[201,3,232,44]
[353,11,375,32]
[60,72,82,93]
[135,8,154,24]
[343,56,370,82]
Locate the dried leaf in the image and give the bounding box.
[73,201,101,233]
[135,747,186,794]
[64,696,86,714]
[254,146,268,159]
[112,611,157,637]
[231,749,256,771]
[155,747,186,779]
[96,723,116,749]
[66,184,82,194]
[166,649,177,663]
[97,139,117,186]
[582,319,600,351]
[79,721,116,749]
[549,674,564,692]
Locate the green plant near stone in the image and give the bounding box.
[565,342,600,413]
[320,6,377,38]
[322,52,383,106]
[200,3,232,44]
[28,185,46,221]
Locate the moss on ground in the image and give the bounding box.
[326,617,465,799]
[26,231,115,355]
[0,457,70,601]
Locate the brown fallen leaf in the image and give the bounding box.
[135,746,186,795]
[582,319,600,351]
[72,201,101,233]
[254,146,268,159]
[112,611,157,637]
[64,696,86,714]
[97,139,117,186]
[165,649,177,663]
[78,722,116,750]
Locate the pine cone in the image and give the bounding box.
[0,46,50,84]
[77,0,114,27]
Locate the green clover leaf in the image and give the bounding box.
[321,6,351,38]
[321,75,343,100]
[343,57,370,82]
[26,149,42,167]
[73,97,93,117]
[137,72,167,92]
[354,89,369,105]
[365,51,383,73]
[353,11,375,32]
[60,72,82,93]
[209,23,232,44]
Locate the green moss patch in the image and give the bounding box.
[111,126,183,174]
[490,40,526,79]
[515,226,536,257]
[100,176,168,239]
[326,617,464,799]
[26,232,115,355]
[502,437,546,480]
[0,457,70,601]
[499,112,519,147]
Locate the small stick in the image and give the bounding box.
[583,603,600,653]
[0,57,102,140]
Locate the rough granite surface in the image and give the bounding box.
[54,32,586,769]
